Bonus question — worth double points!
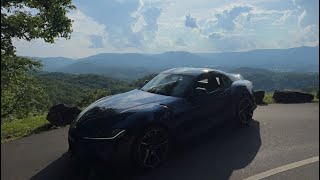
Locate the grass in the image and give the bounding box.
[263,92,275,104]
[1,115,56,143]
[311,90,319,102]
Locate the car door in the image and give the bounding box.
[218,73,233,107]
[186,72,233,130]
[195,72,227,128]
[172,73,215,140]
[173,73,233,140]
[205,73,232,125]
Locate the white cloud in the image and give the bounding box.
[199,3,285,35]
[211,3,253,31]
[13,0,319,57]
[273,24,319,48]
[293,0,319,27]
[208,32,224,40]
[296,25,319,46]
[185,14,198,28]
[189,3,285,46]
[298,9,307,27]
[68,10,107,37]
[179,2,317,52]
[174,38,187,46]
[273,10,292,25]
[14,10,111,58]
[131,1,162,42]
[132,13,147,33]
[234,12,252,31]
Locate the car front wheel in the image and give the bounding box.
[237,94,254,125]
[132,126,169,169]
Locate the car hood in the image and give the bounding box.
[86,89,177,112]
[70,89,178,137]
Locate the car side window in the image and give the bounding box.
[208,73,223,92]
[195,75,209,92]
[195,73,233,95]
[220,75,232,88]
[195,73,222,93]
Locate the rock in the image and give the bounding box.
[253,90,265,104]
[273,90,314,103]
[46,104,82,126]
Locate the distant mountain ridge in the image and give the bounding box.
[32,56,75,71]
[33,46,319,79]
[196,46,319,72]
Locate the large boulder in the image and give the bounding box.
[273,90,314,103]
[253,90,265,104]
[46,104,82,126]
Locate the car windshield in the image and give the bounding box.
[141,73,194,97]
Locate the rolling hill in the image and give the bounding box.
[33,46,319,79]
[197,46,319,72]
[34,67,318,106]
[32,57,75,71]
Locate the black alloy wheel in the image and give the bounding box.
[238,97,253,125]
[133,126,169,169]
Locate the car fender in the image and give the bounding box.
[113,103,174,135]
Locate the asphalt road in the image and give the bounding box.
[1,103,319,180]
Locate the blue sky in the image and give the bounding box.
[14,0,319,58]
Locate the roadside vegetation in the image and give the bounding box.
[311,90,319,102]
[1,115,50,143]
[0,74,154,143]
[263,92,275,104]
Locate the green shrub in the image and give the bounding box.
[1,115,51,143]
[263,92,275,104]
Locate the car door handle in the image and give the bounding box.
[218,93,228,98]
[219,91,230,98]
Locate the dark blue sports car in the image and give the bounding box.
[68,67,257,168]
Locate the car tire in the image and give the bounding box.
[131,126,169,169]
[236,91,254,125]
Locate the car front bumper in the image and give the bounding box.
[68,132,134,162]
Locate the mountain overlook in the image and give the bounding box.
[34,46,319,79]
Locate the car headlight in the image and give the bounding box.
[82,129,126,140]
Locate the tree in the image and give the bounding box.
[133,73,158,87]
[1,0,75,119]
[1,0,75,56]
[1,57,49,119]
[76,89,111,108]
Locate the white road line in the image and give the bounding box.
[243,156,319,180]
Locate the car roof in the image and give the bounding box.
[161,67,228,76]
